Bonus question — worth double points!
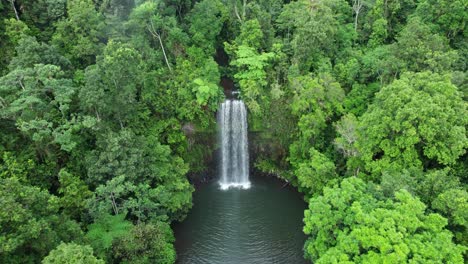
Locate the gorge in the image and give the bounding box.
[174,98,307,264]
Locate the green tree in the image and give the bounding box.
[187,0,227,54]
[303,177,466,263]
[433,189,468,248]
[85,213,132,260]
[52,0,105,68]
[192,78,222,109]
[393,17,458,73]
[58,169,92,219]
[334,114,359,160]
[0,35,79,160]
[88,174,135,218]
[0,151,59,190]
[127,1,188,71]
[416,0,467,41]
[380,168,468,250]
[294,147,337,194]
[113,222,176,264]
[7,36,70,70]
[85,129,193,221]
[277,0,353,72]
[79,41,143,128]
[4,18,31,47]
[361,0,417,44]
[230,44,275,113]
[357,72,467,176]
[288,73,344,192]
[0,63,78,154]
[0,152,35,183]
[12,0,66,40]
[156,46,223,128]
[0,177,82,263]
[85,130,147,186]
[226,19,276,114]
[288,73,344,158]
[42,242,104,264]
[342,83,380,116]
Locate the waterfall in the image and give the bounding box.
[218,99,250,190]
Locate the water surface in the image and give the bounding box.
[174,175,308,264]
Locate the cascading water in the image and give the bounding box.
[218,99,250,190]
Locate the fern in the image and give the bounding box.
[85,213,132,258]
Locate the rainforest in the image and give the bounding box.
[0,0,467,263]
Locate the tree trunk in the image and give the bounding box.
[118,114,124,129]
[148,20,172,72]
[94,108,101,122]
[242,0,246,19]
[354,11,359,31]
[0,97,6,108]
[353,0,363,32]
[233,0,247,23]
[156,33,172,72]
[9,0,20,20]
[110,193,119,215]
[234,1,242,23]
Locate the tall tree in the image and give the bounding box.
[0,177,82,263]
[52,0,105,68]
[304,177,465,263]
[357,72,467,177]
[42,242,104,264]
[112,222,176,264]
[79,41,143,128]
[226,19,276,114]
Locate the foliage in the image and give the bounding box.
[334,114,359,159]
[357,72,467,176]
[287,73,345,192]
[393,17,458,73]
[294,147,337,195]
[113,222,176,264]
[0,0,467,263]
[192,78,221,108]
[0,177,82,263]
[42,242,104,264]
[187,0,227,54]
[85,213,132,259]
[58,169,92,218]
[52,0,105,68]
[230,44,275,113]
[277,0,353,73]
[303,177,466,263]
[4,18,31,46]
[416,0,467,40]
[433,189,468,247]
[79,41,143,128]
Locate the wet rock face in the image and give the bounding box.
[182,122,195,136]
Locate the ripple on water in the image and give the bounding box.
[174,176,308,264]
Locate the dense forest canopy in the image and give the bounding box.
[0,0,466,263]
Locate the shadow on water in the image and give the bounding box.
[173,173,308,264]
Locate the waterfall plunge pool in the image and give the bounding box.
[173,174,308,264]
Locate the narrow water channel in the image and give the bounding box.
[173,174,308,264]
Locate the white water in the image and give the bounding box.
[218,100,250,190]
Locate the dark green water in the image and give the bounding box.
[174,175,308,264]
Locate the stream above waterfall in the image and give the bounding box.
[173,174,308,264]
